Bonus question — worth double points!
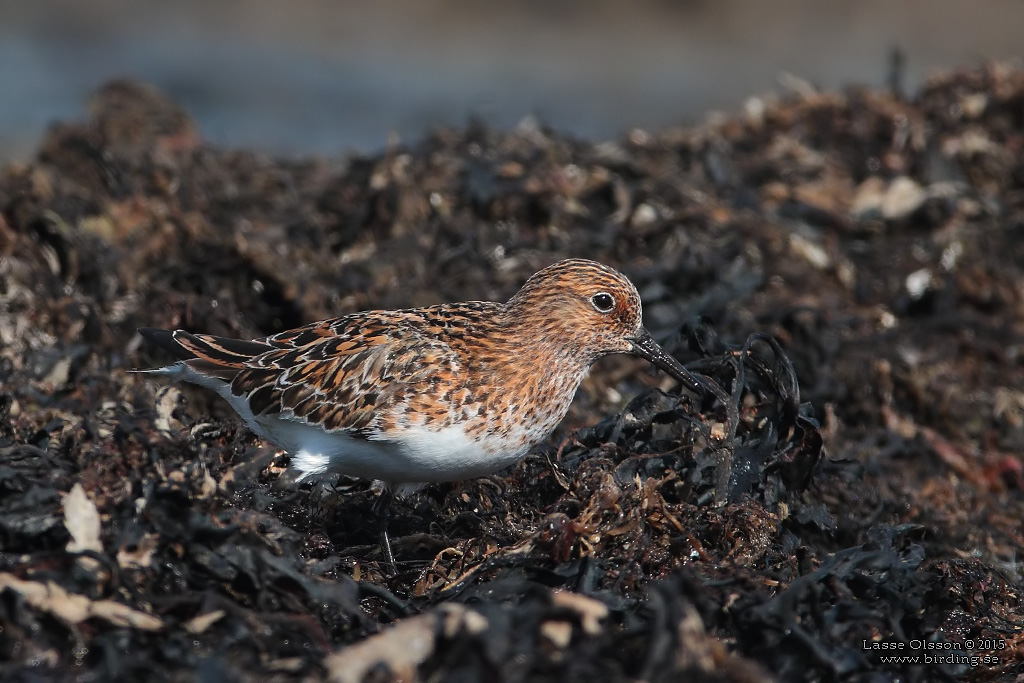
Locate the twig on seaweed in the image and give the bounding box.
[712,366,740,508]
[357,580,416,618]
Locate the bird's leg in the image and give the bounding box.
[372,487,397,574]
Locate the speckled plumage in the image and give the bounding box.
[138,259,698,495]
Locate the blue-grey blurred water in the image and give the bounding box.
[1,0,1022,162]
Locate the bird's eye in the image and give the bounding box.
[590,292,615,313]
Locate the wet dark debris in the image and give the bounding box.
[2,66,1024,680]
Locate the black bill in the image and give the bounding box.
[630,327,705,395]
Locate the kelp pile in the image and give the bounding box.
[1,65,1023,680]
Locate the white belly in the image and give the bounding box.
[169,362,540,494]
[257,415,528,494]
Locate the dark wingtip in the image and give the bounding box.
[138,327,196,360]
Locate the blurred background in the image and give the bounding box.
[2,0,1022,162]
